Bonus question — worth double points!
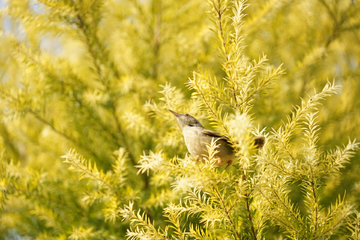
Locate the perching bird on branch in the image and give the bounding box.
[169,110,265,169]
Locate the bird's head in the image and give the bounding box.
[169,110,203,131]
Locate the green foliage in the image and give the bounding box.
[0,0,360,239]
[348,212,360,240]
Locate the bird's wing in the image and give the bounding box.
[203,130,265,150]
[202,130,232,144]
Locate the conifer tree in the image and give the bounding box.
[0,0,359,239]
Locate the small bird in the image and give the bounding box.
[169,110,265,169]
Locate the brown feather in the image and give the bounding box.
[254,136,265,149]
[201,130,233,145]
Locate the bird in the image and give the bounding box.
[169,110,265,169]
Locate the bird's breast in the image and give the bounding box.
[182,127,208,157]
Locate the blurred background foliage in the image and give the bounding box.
[0,0,359,239]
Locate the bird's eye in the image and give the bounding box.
[185,114,190,117]
[188,124,194,127]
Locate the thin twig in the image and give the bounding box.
[245,193,258,240]
[213,186,242,240]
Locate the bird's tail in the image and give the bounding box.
[254,136,266,149]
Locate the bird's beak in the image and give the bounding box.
[169,109,181,117]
